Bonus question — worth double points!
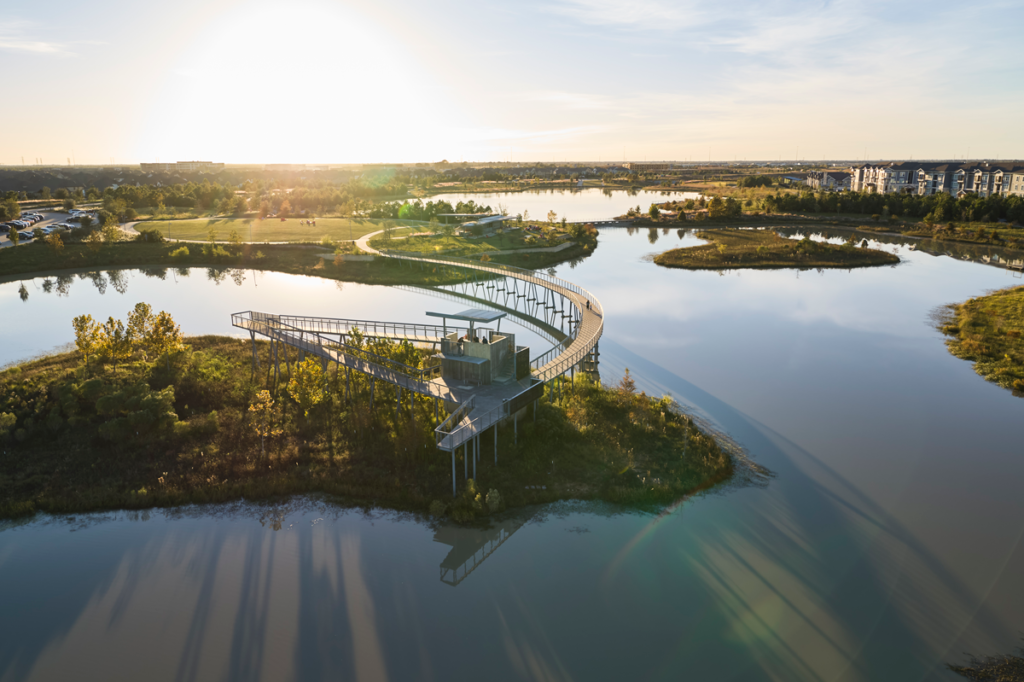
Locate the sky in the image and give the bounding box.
[2,0,1023,165]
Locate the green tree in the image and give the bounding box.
[126,303,154,356]
[54,188,69,200]
[100,317,132,370]
[39,186,51,200]
[547,210,557,225]
[72,314,101,365]
[45,232,64,253]
[8,225,19,247]
[0,412,16,441]
[649,204,661,219]
[80,215,94,231]
[248,390,282,458]
[708,196,727,218]
[147,311,185,361]
[63,197,76,211]
[440,221,456,245]
[287,357,327,420]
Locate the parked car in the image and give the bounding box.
[18,231,34,240]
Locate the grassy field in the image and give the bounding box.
[370,227,565,256]
[653,228,901,270]
[135,216,429,243]
[939,284,1024,396]
[0,239,481,287]
[0,338,733,520]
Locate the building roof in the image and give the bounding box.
[426,308,506,324]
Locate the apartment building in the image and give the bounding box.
[851,161,1024,197]
[806,170,851,190]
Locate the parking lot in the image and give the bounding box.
[0,210,96,248]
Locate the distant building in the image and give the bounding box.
[806,170,851,190]
[140,161,224,172]
[851,161,1024,197]
[624,162,670,172]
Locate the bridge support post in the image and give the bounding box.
[346,367,351,401]
[494,424,498,465]
[464,442,468,480]
[249,331,258,369]
[472,437,476,480]
[514,411,518,445]
[452,451,456,497]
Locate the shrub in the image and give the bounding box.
[134,228,165,243]
[170,246,190,259]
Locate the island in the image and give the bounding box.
[938,284,1024,397]
[652,228,901,270]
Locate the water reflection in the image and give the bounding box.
[434,515,530,586]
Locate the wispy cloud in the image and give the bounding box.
[0,20,78,56]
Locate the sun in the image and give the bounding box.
[134,0,460,163]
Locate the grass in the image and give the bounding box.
[653,228,901,270]
[0,239,495,287]
[0,340,733,521]
[370,226,566,256]
[135,216,429,243]
[947,639,1024,681]
[938,284,1024,396]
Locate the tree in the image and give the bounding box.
[649,204,661,219]
[287,357,327,420]
[45,232,64,253]
[146,311,185,361]
[248,390,282,458]
[440,221,456,245]
[278,199,291,218]
[8,226,18,247]
[380,222,395,247]
[429,216,441,236]
[0,412,16,441]
[102,221,119,243]
[54,188,69,200]
[40,186,51,200]
[547,210,557,225]
[63,198,76,211]
[100,317,132,370]
[708,196,727,218]
[126,303,154,356]
[80,215,94,231]
[72,314,101,365]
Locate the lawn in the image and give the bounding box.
[134,216,429,243]
[371,227,566,256]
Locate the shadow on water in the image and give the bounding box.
[596,337,1012,680]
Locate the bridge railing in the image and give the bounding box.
[378,250,604,317]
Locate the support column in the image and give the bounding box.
[452,451,456,497]
[472,437,477,480]
[464,442,468,480]
[514,411,518,445]
[494,424,498,464]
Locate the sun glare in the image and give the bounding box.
[135,1,458,163]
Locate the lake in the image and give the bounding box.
[1,227,1023,681]
[425,187,702,223]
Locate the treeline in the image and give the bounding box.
[737,175,776,188]
[763,189,1024,223]
[369,198,494,221]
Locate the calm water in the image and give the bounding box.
[1,229,1023,681]
[426,187,701,223]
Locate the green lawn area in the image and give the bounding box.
[134,217,429,243]
[371,228,567,256]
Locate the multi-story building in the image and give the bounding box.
[623,162,670,172]
[806,170,851,190]
[851,161,1024,197]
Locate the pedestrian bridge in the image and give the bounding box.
[233,230,604,495]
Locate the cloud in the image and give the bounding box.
[0,20,76,56]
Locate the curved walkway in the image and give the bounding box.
[355,229,603,383]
